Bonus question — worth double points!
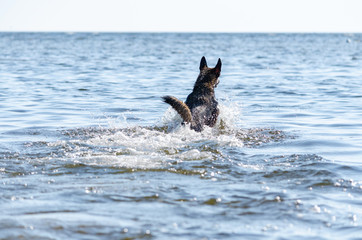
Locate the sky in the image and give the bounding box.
[0,0,361,32]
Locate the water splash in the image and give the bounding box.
[46,103,290,170]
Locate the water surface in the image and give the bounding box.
[1,33,362,239]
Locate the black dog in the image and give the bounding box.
[162,56,222,132]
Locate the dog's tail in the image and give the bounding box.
[162,96,192,123]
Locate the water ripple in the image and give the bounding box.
[1,33,362,239]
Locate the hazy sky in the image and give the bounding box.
[0,0,361,32]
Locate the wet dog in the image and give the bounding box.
[162,56,222,132]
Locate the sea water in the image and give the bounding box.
[0,33,362,239]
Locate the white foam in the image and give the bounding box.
[179,149,212,161]
[74,154,165,169]
[49,103,245,169]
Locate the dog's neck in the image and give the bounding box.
[192,83,215,95]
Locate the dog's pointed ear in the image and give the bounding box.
[214,58,222,76]
[199,56,208,70]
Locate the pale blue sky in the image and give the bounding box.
[0,0,361,32]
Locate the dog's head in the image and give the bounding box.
[195,56,222,90]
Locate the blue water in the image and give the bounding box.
[0,32,362,239]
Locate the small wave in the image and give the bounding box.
[57,124,243,169]
[7,104,290,172]
[50,105,288,170]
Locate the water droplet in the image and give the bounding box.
[312,205,321,213]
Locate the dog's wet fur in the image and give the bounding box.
[162,56,222,132]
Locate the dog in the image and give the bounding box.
[162,56,222,132]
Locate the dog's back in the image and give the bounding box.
[163,57,222,132]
